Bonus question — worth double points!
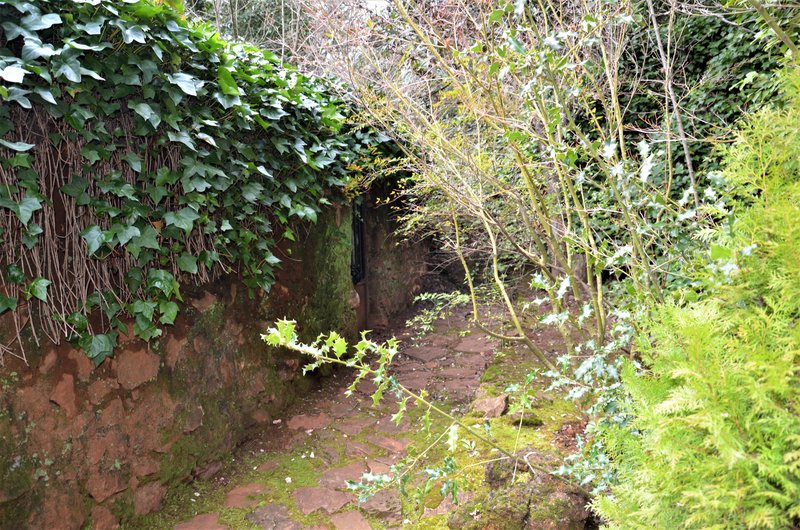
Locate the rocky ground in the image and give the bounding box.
[132,307,590,530]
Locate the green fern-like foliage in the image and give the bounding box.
[595,69,800,529]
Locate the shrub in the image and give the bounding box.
[595,69,800,529]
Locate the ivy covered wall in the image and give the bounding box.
[0,1,395,528]
[0,0,388,365]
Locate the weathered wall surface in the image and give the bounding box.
[0,205,357,530]
[362,188,429,330]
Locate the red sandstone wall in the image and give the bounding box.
[0,206,358,530]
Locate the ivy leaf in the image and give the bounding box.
[134,314,162,341]
[114,224,141,246]
[66,312,89,332]
[0,139,35,152]
[26,277,51,302]
[241,182,264,203]
[121,152,142,173]
[163,207,199,234]
[0,65,27,84]
[61,177,89,198]
[147,185,169,204]
[196,132,217,147]
[147,269,177,298]
[131,225,160,250]
[21,12,62,31]
[217,66,240,96]
[85,333,117,366]
[53,56,82,83]
[0,294,18,314]
[16,195,42,226]
[159,300,179,325]
[6,264,24,284]
[177,253,198,273]
[167,130,196,151]
[33,87,57,105]
[81,224,108,255]
[80,146,101,164]
[122,25,147,44]
[78,19,105,36]
[167,72,202,96]
[22,222,43,249]
[130,102,161,128]
[131,299,156,320]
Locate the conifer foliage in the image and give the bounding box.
[596,70,800,529]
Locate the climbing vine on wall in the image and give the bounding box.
[0,0,389,365]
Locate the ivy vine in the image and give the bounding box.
[0,0,389,365]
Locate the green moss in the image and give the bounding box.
[297,204,357,342]
[110,488,135,524]
[0,415,37,529]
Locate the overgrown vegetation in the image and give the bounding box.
[3,0,800,527]
[261,0,800,528]
[0,0,387,365]
[595,71,800,529]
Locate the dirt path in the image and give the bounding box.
[135,308,583,530]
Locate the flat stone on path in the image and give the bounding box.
[367,436,409,455]
[292,486,353,515]
[458,353,491,371]
[425,334,455,348]
[355,378,378,395]
[393,371,432,391]
[440,367,480,379]
[327,399,357,417]
[333,417,373,436]
[319,462,368,490]
[330,511,372,530]
[246,504,301,530]
[403,346,445,362]
[367,460,392,475]
[439,378,480,401]
[376,415,410,434]
[224,483,265,508]
[287,413,331,431]
[174,513,225,530]
[345,441,373,458]
[361,488,402,522]
[454,334,493,354]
